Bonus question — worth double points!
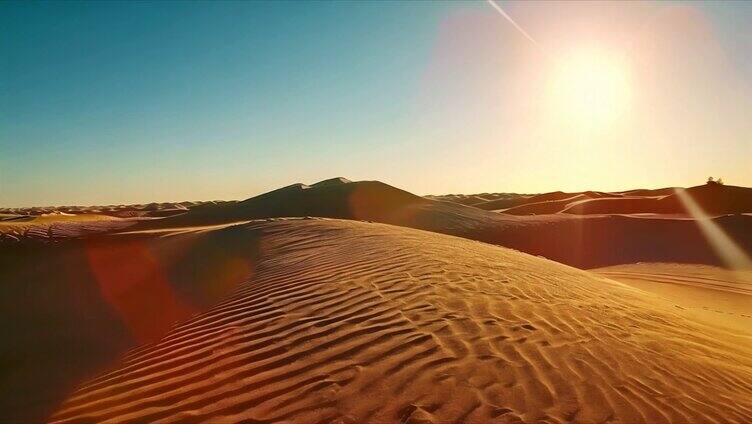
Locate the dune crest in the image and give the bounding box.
[51,219,752,423]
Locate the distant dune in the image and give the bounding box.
[427,193,531,209]
[132,179,752,269]
[435,183,752,217]
[502,194,590,215]
[3,179,751,269]
[615,187,680,197]
[0,200,233,220]
[473,196,532,210]
[505,183,752,216]
[150,179,425,228]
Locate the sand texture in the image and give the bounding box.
[44,219,752,423]
[2,178,751,423]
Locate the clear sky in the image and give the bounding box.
[2,1,751,207]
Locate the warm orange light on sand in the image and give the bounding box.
[549,48,632,130]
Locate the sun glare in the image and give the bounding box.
[549,49,632,130]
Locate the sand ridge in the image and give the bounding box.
[4,179,751,270]
[125,179,752,269]
[50,219,752,423]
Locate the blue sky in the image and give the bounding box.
[2,1,462,206]
[2,1,750,206]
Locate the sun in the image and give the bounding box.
[549,48,632,130]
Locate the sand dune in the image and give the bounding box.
[428,195,512,207]
[7,181,747,222]
[471,183,752,216]
[659,184,752,215]
[159,179,423,226]
[0,215,137,242]
[595,263,752,337]
[1,225,260,421]
[524,191,585,203]
[615,187,681,197]
[561,197,664,215]
[501,194,590,215]
[8,178,746,270]
[473,191,614,212]
[3,179,751,270]
[507,183,752,216]
[3,178,752,422]
[131,179,752,269]
[426,192,532,210]
[44,219,752,423]
[0,200,232,220]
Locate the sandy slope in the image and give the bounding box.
[5,179,750,269]
[475,183,752,216]
[0,215,137,242]
[426,193,528,208]
[595,263,752,337]
[48,219,752,423]
[0,200,234,220]
[3,179,752,422]
[123,179,752,269]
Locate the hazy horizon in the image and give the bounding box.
[0,175,740,209]
[3,1,751,207]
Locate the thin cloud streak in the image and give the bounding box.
[486,0,541,51]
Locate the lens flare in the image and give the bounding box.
[675,189,752,270]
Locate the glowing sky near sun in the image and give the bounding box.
[417,1,751,196]
[2,1,750,206]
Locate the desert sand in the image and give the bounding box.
[595,263,752,337]
[2,178,752,423]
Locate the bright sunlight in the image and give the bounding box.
[549,48,632,130]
